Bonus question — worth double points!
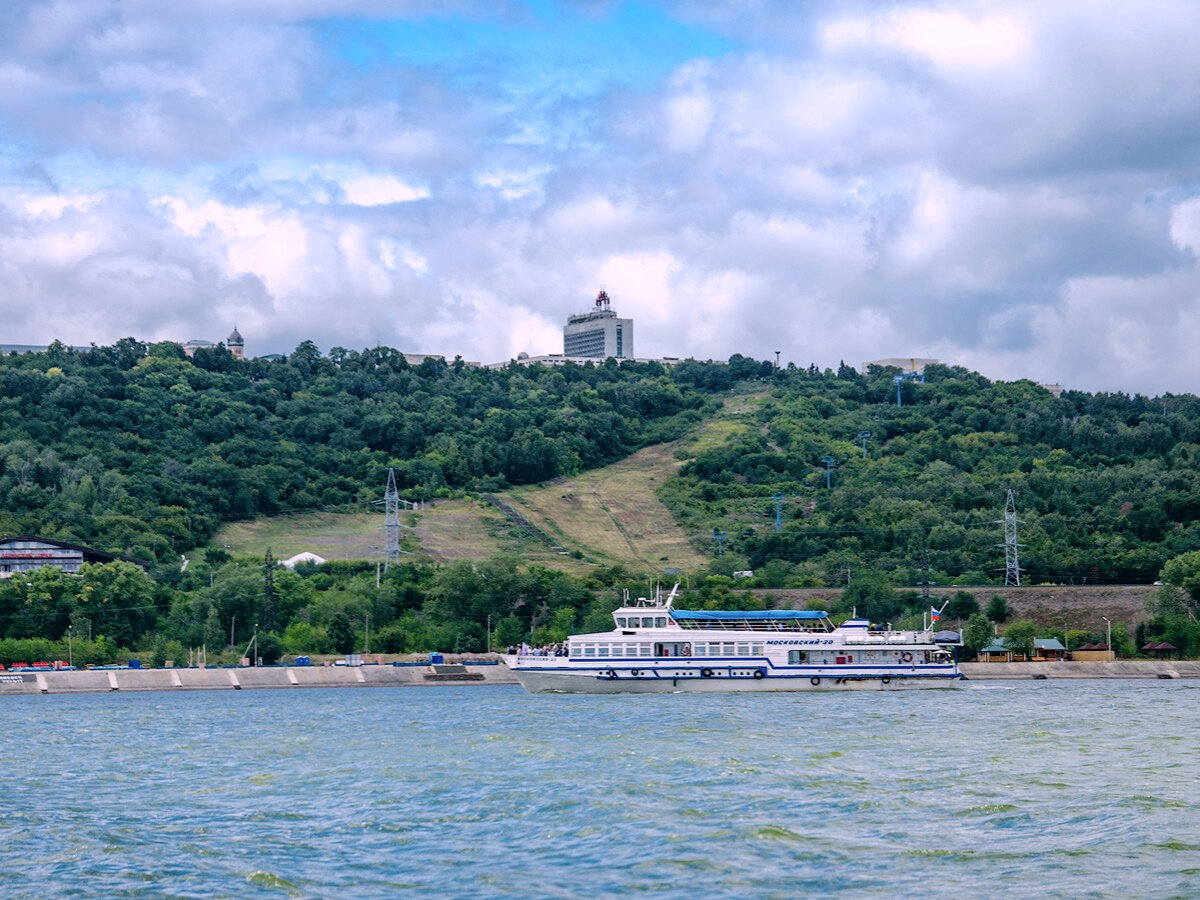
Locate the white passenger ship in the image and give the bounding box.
[508,586,962,693]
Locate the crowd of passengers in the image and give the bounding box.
[510,643,569,657]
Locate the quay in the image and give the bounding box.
[0,661,519,696]
[2,660,1197,697]
[959,660,1200,679]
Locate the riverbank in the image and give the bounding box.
[4,659,1198,696]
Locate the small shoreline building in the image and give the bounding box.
[0,536,150,578]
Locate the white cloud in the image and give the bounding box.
[2,1,1200,393]
[341,174,430,206]
[821,7,1031,73]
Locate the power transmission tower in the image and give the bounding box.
[382,468,402,571]
[998,490,1023,586]
[919,549,931,605]
[261,548,276,633]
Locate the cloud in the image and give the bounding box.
[2,0,1200,394]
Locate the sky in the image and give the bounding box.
[2,0,1200,395]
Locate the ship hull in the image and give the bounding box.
[510,664,962,694]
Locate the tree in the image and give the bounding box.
[1161,552,1200,608]
[257,632,283,665]
[328,613,356,654]
[943,590,979,621]
[840,574,903,623]
[986,595,1010,623]
[963,613,993,660]
[1003,620,1038,661]
[75,562,158,647]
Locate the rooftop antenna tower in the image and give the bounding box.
[999,490,1023,586]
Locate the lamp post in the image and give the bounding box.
[1101,616,1112,661]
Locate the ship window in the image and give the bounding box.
[723,643,735,656]
[583,646,595,657]
[692,644,706,657]
[640,645,652,657]
[597,646,609,657]
[789,650,808,664]
[616,617,627,628]
[752,644,763,655]
[655,617,667,628]
[736,643,749,656]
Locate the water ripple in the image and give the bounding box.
[2,682,1199,896]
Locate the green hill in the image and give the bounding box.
[5,341,1200,661]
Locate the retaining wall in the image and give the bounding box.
[5,660,1194,697]
[960,660,1200,679]
[0,663,519,697]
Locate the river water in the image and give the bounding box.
[2,681,1198,898]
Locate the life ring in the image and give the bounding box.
[630,669,640,677]
[881,675,891,685]
[810,676,821,686]
[753,669,765,680]
[701,668,713,678]
[900,652,913,664]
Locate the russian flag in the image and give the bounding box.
[930,606,941,622]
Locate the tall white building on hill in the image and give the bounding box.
[563,290,633,360]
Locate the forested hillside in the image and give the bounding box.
[664,363,1200,586]
[0,338,715,563]
[4,340,1200,662]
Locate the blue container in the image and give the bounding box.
[294,656,311,666]
[128,659,142,669]
[430,653,444,664]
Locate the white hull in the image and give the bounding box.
[511,664,962,694]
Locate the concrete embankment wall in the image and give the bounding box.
[0,663,519,697]
[960,661,1200,679]
[6,660,1195,696]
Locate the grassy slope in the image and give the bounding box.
[214,501,594,574]
[497,390,768,574]
[212,390,768,573]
